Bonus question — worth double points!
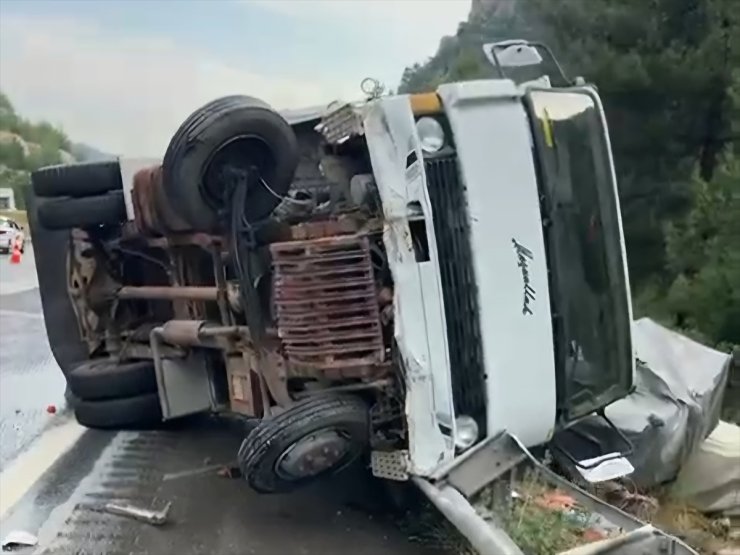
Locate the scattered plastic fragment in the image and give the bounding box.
[46,405,57,414]
[2,530,38,551]
[103,501,171,526]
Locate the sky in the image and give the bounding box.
[0,0,471,157]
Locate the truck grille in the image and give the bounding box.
[425,155,487,434]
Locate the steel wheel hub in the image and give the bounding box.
[275,429,351,480]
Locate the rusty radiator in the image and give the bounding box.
[270,234,384,375]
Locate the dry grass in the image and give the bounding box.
[652,497,733,555]
[492,471,595,555]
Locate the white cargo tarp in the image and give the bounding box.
[671,420,740,515]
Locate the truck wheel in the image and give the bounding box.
[73,393,162,430]
[237,394,369,493]
[67,359,158,401]
[32,161,123,198]
[37,191,126,230]
[162,95,298,231]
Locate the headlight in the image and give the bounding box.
[454,415,480,451]
[416,117,445,153]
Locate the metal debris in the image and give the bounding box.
[103,501,172,526]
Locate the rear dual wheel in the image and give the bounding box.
[66,358,162,430]
[31,161,128,230]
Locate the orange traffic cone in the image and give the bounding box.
[10,241,21,264]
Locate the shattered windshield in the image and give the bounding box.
[526,89,633,420]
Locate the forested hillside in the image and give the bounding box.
[0,92,74,209]
[400,0,739,348]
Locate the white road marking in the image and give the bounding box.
[0,309,44,320]
[0,418,86,518]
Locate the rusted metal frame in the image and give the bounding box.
[292,378,392,398]
[210,246,233,326]
[117,286,219,301]
[120,342,184,360]
[144,233,222,249]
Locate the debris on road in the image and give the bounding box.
[217,465,242,479]
[2,530,38,551]
[103,501,171,526]
[162,463,225,482]
[45,404,56,414]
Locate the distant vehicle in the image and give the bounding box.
[0,216,25,254]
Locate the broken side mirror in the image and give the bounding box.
[482,40,573,88]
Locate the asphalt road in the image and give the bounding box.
[0,249,66,468]
[0,249,449,555]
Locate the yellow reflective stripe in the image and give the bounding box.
[542,108,554,148]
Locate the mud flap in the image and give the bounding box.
[413,433,700,555]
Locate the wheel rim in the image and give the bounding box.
[274,429,353,481]
[200,135,275,211]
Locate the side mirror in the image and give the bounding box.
[482,40,572,87]
[486,41,543,68]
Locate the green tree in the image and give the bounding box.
[0,90,74,206]
[0,140,26,169]
[663,156,740,345]
[398,0,739,346]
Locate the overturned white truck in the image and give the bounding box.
[27,41,698,554]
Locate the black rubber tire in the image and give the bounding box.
[73,393,162,430]
[238,394,369,494]
[67,359,157,401]
[32,161,123,198]
[163,95,298,231]
[37,191,126,230]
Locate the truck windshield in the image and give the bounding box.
[526,89,632,420]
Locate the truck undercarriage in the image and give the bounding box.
[26,40,700,555]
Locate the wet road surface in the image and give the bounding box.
[0,249,66,467]
[0,249,449,555]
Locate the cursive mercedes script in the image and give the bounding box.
[512,238,536,315]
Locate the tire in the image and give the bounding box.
[73,393,162,430]
[37,191,126,230]
[163,95,298,231]
[238,394,369,494]
[67,359,157,401]
[32,161,122,198]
